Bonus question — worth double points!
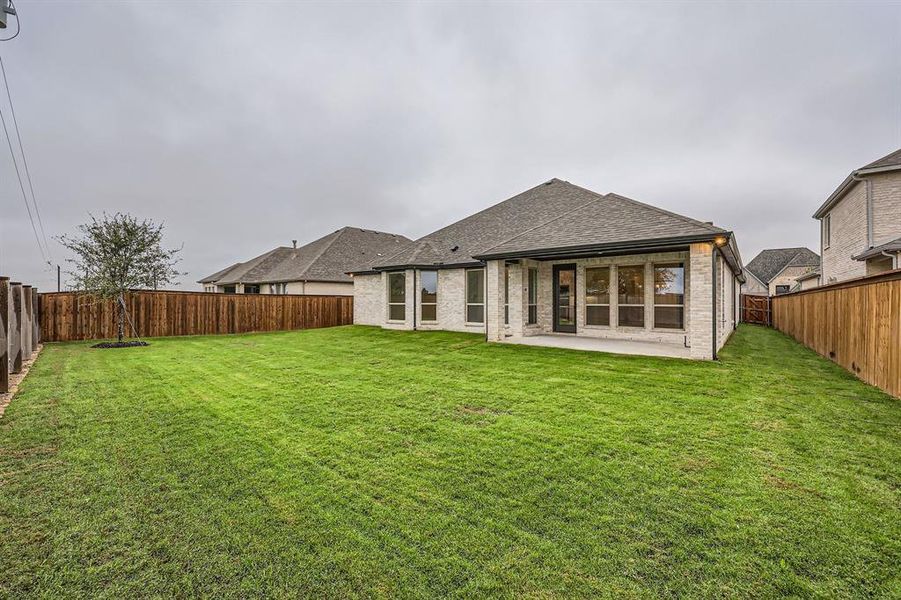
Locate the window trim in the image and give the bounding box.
[617,264,646,328]
[822,214,831,249]
[653,262,685,331]
[584,266,611,328]
[503,264,509,326]
[419,270,438,322]
[465,268,485,325]
[387,271,406,322]
[527,267,538,325]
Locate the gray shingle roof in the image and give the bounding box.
[862,148,901,170]
[745,248,820,284]
[370,179,725,269]
[199,227,411,285]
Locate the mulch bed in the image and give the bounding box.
[91,341,150,349]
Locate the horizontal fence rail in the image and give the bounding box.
[39,290,354,342]
[771,269,900,398]
[1,276,41,394]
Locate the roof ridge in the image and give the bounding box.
[597,189,724,233]
[299,228,348,277]
[477,195,601,255]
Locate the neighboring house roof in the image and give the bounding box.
[199,227,411,285]
[852,236,901,262]
[366,179,736,272]
[813,148,901,219]
[745,248,820,284]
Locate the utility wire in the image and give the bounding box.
[0,99,47,264]
[0,54,50,261]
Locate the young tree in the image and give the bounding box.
[57,213,182,343]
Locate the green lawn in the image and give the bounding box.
[0,325,898,598]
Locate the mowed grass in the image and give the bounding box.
[0,325,898,598]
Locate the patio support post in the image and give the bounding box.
[688,243,714,360]
[508,262,525,339]
[485,260,504,341]
[0,277,8,393]
[10,282,22,374]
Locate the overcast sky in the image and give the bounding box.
[0,1,898,290]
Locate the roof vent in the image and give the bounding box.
[292,240,297,248]
[450,245,459,252]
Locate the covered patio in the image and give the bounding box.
[502,333,692,359]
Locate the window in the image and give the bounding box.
[775,285,790,295]
[618,265,645,327]
[654,263,684,329]
[223,285,236,294]
[822,214,831,249]
[270,282,286,295]
[585,267,610,326]
[244,284,261,294]
[420,270,437,322]
[504,265,510,325]
[527,268,538,325]
[465,268,485,323]
[388,272,406,321]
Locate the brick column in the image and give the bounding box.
[507,263,524,338]
[10,282,22,373]
[689,243,714,360]
[485,260,504,341]
[0,277,8,393]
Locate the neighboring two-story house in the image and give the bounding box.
[814,148,901,284]
[742,248,820,295]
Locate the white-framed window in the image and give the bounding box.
[617,265,645,327]
[822,214,831,249]
[269,282,286,295]
[388,272,406,321]
[504,264,510,325]
[527,268,538,325]
[420,270,437,322]
[244,284,261,294]
[585,267,610,326]
[654,263,684,329]
[465,268,485,324]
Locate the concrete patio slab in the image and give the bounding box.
[504,334,693,359]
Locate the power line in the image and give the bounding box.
[0,96,47,264]
[0,54,50,260]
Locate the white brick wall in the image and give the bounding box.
[354,242,740,360]
[820,171,901,284]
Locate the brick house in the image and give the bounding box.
[350,179,744,360]
[742,248,820,296]
[814,148,901,284]
[199,227,410,295]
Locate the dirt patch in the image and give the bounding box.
[91,341,149,349]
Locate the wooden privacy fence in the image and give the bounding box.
[771,269,900,398]
[39,290,354,342]
[1,277,41,394]
[740,294,771,326]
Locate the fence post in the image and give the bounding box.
[22,286,32,362]
[0,277,8,393]
[10,282,22,374]
[32,287,39,350]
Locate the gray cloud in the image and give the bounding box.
[0,1,898,289]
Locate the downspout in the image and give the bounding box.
[484,262,489,342]
[881,250,900,269]
[711,245,718,360]
[412,270,417,331]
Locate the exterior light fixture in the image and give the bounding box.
[714,236,727,247]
